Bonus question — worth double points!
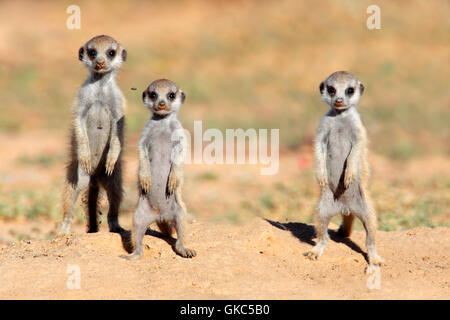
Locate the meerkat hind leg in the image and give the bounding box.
[87,181,100,233]
[337,213,355,238]
[355,208,384,272]
[126,196,158,260]
[305,211,332,260]
[102,171,124,233]
[173,208,196,258]
[60,165,90,234]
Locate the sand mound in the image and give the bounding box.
[0,218,448,299]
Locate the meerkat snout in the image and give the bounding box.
[158,100,166,110]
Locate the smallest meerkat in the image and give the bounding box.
[126,79,196,260]
[305,71,383,272]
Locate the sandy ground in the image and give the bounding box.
[0,218,448,299]
[0,132,448,299]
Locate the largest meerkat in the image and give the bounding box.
[60,35,127,234]
[305,71,383,272]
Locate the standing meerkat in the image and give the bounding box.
[126,79,196,259]
[305,71,383,272]
[60,35,127,234]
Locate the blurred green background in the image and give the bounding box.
[0,0,448,242]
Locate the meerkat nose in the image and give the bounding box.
[335,98,344,106]
[158,101,166,110]
[95,59,105,69]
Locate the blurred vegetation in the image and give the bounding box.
[0,0,448,157]
[0,0,448,235]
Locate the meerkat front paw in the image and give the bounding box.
[344,167,357,188]
[105,153,118,176]
[167,167,181,195]
[139,173,152,193]
[316,171,328,189]
[79,148,92,174]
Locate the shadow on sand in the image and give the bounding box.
[118,228,177,255]
[264,218,368,262]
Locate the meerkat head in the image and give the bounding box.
[319,71,364,111]
[142,79,186,116]
[78,35,127,74]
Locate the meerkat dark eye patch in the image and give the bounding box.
[107,49,116,59]
[319,82,325,94]
[346,87,355,96]
[87,49,97,59]
[78,47,84,61]
[149,91,158,100]
[326,86,336,96]
[167,92,176,100]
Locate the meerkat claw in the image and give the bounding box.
[167,171,179,194]
[139,176,151,193]
[80,157,92,174]
[318,178,328,189]
[105,161,115,175]
[123,252,142,260]
[344,170,355,188]
[176,246,196,258]
[304,250,319,260]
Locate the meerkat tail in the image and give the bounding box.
[62,182,73,220]
[156,221,175,237]
[81,186,104,216]
[338,214,355,237]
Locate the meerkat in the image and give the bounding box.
[60,35,127,234]
[126,79,196,259]
[305,71,383,272]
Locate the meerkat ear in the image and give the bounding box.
[359,82,365,95]
[122,49,127,62]
[142,90,147,102]
[78,47,84,61]
[180,91,186,103]
[319,82,325,94]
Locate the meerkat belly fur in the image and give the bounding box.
[60,35,127,234]
[305,71,383,272]
[127,79,196,259]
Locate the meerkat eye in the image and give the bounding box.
[327,86,336,96]
[346,87,355,96]
[87,49,97,59]
[108,49,116,58]
[149,91,158,100]
[167,92,176,100]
